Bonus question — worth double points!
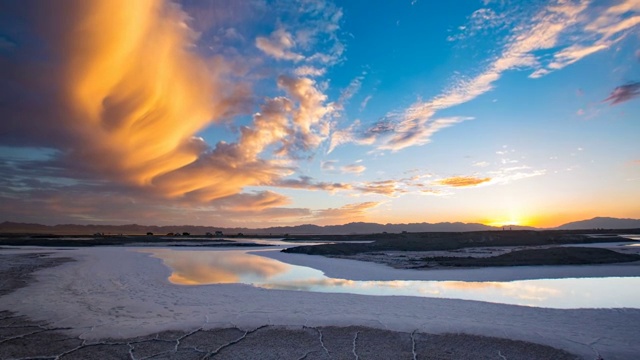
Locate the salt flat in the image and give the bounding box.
[1,247,639,359]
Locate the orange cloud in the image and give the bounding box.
[356,180,406,196]
[10,0,287,204]
[2,0,345,209]
[435,176,492,187]
[214,191,291,212]
[54,1,240,186]
[314,201,381,219]
[341,164,366,174]
[420,189,450,196]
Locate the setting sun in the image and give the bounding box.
[486,218,524,228]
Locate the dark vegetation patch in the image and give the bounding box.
[283,230,632,256]
[421,247,640,267]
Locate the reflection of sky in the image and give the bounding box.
[143,249,293,284]
[144,248,640,309]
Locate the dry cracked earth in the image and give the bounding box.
[0,253,579,360]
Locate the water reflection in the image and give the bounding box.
[143,248,640,309]
[144,249,290,285]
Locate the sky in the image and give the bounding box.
[0,0,638,228]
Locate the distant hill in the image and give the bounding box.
[266,222,503,234]
[556,217,640,230]
[2,217,637,235]
[0,221,533,236]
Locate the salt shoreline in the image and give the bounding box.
[260,247,640,281]
[1,247,639,359]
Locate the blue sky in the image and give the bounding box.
[0,0,638,227]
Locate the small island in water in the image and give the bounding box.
[283,230,640,269]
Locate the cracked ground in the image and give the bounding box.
[0,253,580,359]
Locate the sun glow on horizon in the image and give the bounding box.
[486,218,523,228]
[483,212,537,228]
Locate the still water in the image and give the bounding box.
[143,248,640,309]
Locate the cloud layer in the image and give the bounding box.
[0,0,636,227]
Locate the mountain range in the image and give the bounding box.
[555,217,640,230]
[1,217,638,235]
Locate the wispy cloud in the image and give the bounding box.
[337,74,365,108]
[314,201,381,220]
[360,95,373,112]
[330,116,472,153]
[256,28,305,62]
[377,117,473,151]
[603,82,640,105]
[255,0,344,69]
[330,0,639,153]
[531,0,640,77]
[434,176,492,188]
[341,164,366,174]
[321,160,338,171]
[272,176,352,192]
[420,189,452,196]
[487,167,546,185]
[447,7,511,42]
[356,180,406,196]
[213,191,290,211]
[433,0,590,102]
[294,65,326,77]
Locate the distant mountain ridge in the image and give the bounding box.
[0,217,637,235]
[0,221,533,235]
[555,217,640,230]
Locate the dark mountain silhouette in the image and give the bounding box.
[555,217,640,230]
[1,217,637,235]
[1,220,533,235]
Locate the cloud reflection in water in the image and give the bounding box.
[143,249,640,309]
[144,249,291,285]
